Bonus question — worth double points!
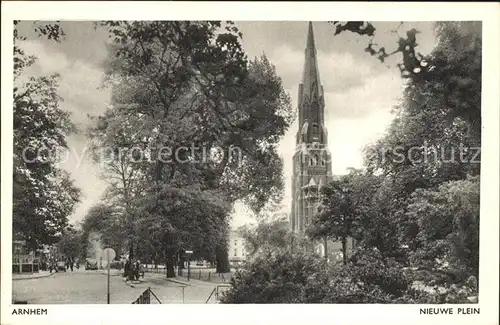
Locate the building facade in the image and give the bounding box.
[228,230,246,264]
[290,22,353,261]
[12,240,40,273]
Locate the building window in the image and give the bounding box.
[312,124,319,140]
[310,155,318,166]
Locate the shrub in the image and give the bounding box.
[221,248,433,304]
[220,250,326,303]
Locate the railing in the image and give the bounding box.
[144,265,167,274]
[205,284,231,303]
[144,265,233,284]
[12,255,39,273]
[131,287,162,304]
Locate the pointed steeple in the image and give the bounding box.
[306,21,316,51]
[301,21,323,107]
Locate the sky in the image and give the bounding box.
[16,21,437,229]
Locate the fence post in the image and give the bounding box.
[208,272,211,281]
[182,286,185,304]
[199,270,201,279]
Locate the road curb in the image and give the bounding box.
[98,271,123,277]
[143,272,191,286]
[12,272,55,281]
[164,278,191,286]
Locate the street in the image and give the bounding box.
[12,269,220,304]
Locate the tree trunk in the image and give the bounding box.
[166,250,176,278]
[341,238,348,265]
[215,244,230,273]
[324,237,328,261]
[178,251,185,270]
[129,241,134,260]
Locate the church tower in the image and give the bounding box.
[290,22,333,242]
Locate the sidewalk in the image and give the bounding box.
[98,269,123,276]
[12,271,55,281]
[146,271,216,287]
[141,272,227,303]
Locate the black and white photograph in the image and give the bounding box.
[2,2,499,325]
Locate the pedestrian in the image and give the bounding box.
[70,258,74,272]
[124,259,130,280]
[135,260,143,280]
[128,260,136,282]
[139,261,145,279]
[134,260,140,281]
[132,260,138,282]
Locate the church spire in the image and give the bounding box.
[297,21,326,145]
[291,22,333,239]
[300,21,323,107]
[306,21,316,51]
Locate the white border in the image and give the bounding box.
[2,2,499,325]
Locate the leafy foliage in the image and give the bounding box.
[87,21,292,272]
[221,250,327,303]
[56,226,83,260]
[133,185,231,276]
[306,175,357,263]
[13,21,80,250]
[407,176,480,280]
[360,22,481,276]
[334,21,481,139]
[81,204,127,257]
[221,249,430,304]
[238,214,307,260]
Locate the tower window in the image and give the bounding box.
[312,124,319,141]
[312,124,319,135]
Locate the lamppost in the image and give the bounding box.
[103,247,116,304]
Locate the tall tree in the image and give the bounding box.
[341,22,481,285]
[90,21,293,274]
[307,172,363,264]
[56,225,83,260]
[81,204,127,257]
[133,185,230,277]
[407,176,480,282]
[238,216,293,259]
[13,21,81,250]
